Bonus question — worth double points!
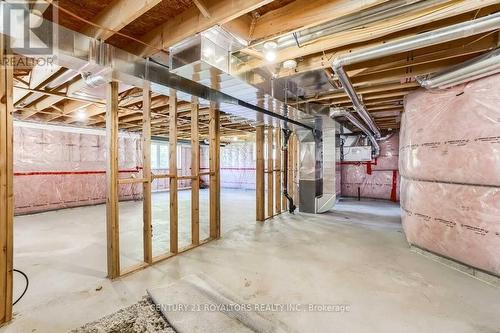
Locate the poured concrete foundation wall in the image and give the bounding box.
[400,73,500,276]
[341,134,400,201]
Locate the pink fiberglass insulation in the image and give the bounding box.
[341,165,399,201]
[219,142,256,190]
[341,133,400,201]
[13,124,143,215]
[372,134,399,171]
[400,73,500,276]
[400,178,500,276]
[400,73,500,186]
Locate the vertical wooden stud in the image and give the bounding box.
[169,89,178,253]
[267,127,274,218]
[142,83,152,264]
[288,133,294,202]
[209,102,220,238]
[106,81,120,278]
[191,97,200,245]
[292,134,299,205]
[256,125,265,221]
[0,36,13,325]
[275,128,281,214]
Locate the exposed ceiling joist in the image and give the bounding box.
[193,0,211,18]
[138,0,274,56]
[249,0,390,43]
[82,0,163,40]
[237,0,499,73]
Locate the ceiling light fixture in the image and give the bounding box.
[263,41,278,63]
[282,59,297,69]
[76,109,87,122]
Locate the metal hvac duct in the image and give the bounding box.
[254,0,435,51]
[417,48,500,89]
[330,108,380,157]
[297,116,337,214]
[331,11,500,142]
[0,2,314,131]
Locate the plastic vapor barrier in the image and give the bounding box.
[341,134,399,201]
[400,73,500,276]
[401,73,500,186]
[219,142,256,190]
[14,123,142,215]
[13,123,208,215]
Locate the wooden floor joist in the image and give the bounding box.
[0,36,14,326]
[105,81,120,279]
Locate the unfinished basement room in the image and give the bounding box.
[0,0,499,332]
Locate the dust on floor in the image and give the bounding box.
[70,297,175,333]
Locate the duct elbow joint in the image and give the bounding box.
[331,58,345,72]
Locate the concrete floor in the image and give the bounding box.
[3,191,500,332]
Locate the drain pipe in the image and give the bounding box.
[282,128,297,214]
[331,11,500,138]
[330,108,380,157]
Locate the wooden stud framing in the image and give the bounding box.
[292,134,299,205]
[142,83,153,264]
[267,128,274,218]
[169,89,178,253]
[256,125,265,221]
[209,102,220,238]
[0,36,14,326]
[275,128,282,214]
[191,97,200,245]
[106,81,120,279]
[288,133,296,204]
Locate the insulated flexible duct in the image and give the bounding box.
[417,48,500,89]
[331,11,500,148]
[330,108,380,157]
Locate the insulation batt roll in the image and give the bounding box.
[341,165,399,201]
[400,73,500,186]
[400,73,500,276]
[400,178,500,276]
[372,134,399,171]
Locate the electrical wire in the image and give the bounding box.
[13,269,29,306]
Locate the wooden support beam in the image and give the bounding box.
[249,0,389,43]
[293,134,299,205]
[275,128,282,214]
[237,0,499,73]
[105,81,120,279]
[138,0,273,56]
[169,89,178,253]
[83,0,162,40]
[267,128,274,218]
[191,97,200,245]
[256,125,265,222]
[288,133,294,203]
[193,0,211,18]
[0,36,14,326]
[209,102,220,238]
[142,83,153,264]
